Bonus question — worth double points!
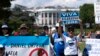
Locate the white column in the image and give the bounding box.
[56,12,57,24]
[38,12,41,25]
[36,13,41,26]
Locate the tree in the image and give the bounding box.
[0,0,12,22]
[9,4,36,31]
[80,4,94,26]
[11,4,35,24]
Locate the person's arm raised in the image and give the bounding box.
[77,20,83,41]
[57,19,63,37]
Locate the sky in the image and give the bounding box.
[11,0,94,8]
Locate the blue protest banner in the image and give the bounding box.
[0,36,50,56]
[0,36,49,46]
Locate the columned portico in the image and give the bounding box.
[35,8,79,27]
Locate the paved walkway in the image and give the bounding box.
[78,49,82,56]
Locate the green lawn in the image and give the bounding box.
[79,41,85,52]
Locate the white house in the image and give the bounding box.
[29,6,79,27]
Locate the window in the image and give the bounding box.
[49,19,52,25]
[42,13,43,18]
[53,13,56,17]
[49,13,52,17]
[45,13,47,17]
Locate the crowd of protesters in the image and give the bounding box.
[0,20,100,56]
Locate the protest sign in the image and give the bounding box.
[0,36,50,56]
[86,39,100,56]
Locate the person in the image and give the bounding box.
[82,48,88,56]
[86,31,96,38]
[82,31,100,56]
[0,44,9,56]
[13,31,19,36]
[38,26,51,56]
[0,24,12,36]
[95,31,100,39]
[18,23,30,36]
[0,45,5,56]
[52,23,68,56]
[50,27,57,56]
[64,26,82,56]
[51,27,57,45]
[86,30,100,39]
[39,26,49,36]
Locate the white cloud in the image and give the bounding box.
[85,0,94,3]
[11,0,52,8]
[11,0,94,8]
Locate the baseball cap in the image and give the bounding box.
[19,23,28,29]
[1,24,8,29]
[55,23,59,27]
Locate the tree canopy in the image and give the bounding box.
[0,0,12,21]
[80,4,94,23]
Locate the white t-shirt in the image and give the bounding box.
[64,36,80,55]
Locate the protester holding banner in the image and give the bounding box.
[64,26,79,56]
[51,27,57,45]
[0,44,8,56]
[95,31,100,39]
[39,26,49,36]
[50,27,57,56]
[86,31,96,38]
[64,20,82,56]
[52,21,68,56]
[86,30,100,39]
[0,24,12,36]
[39,26,56,56]
[0,45,5,56]
[18,23,30,36]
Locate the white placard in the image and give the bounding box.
[94,0,100,24]
[86,39,100,56]
[5,45,49,56]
